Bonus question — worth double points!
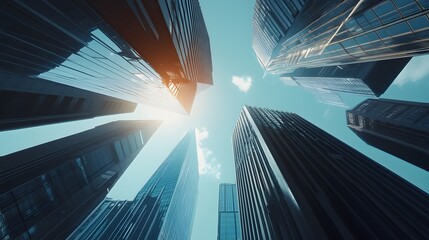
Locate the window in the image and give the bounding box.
[393,0,414,8]
[387,22,411,36]
[399,2,421,16]
[377,28,390,39]
[418,0,429,9]
[408,15,429,31]
[374,1,395,16]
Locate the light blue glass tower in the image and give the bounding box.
[69,131,199,240]
[218,183,242,240]
[253,0,429,74]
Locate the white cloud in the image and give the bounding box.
[322,108,331,119]
[232,75,252,92]
[195,128,221,179]
[393,56,429,87]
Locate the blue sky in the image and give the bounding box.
[1,1,429,240]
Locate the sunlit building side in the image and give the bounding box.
[87,0,213,112]
[69,132,199,240]
[0,0,212,113]
[253,0,429,74]
[218,183,242,240]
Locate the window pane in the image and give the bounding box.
[388,22,411,36]
[374,1,395,16]
[408,15,429,31]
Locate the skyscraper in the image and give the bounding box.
[87,0,213,112]
[0,120,160,239]
[233,106,429,239]
[0,0,212,113]
[347,98,429,171]
[253,0,429,74]
[0,71,136,131]
[280,57,410,97]
[218,183,242,240]
[69,131,199,240]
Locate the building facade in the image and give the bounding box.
[253,0,429,74]
[280,57,410,97]
[347,98,429,171]
[0,71,136,131]
[87,0,213,112]
[69,132,199,240]
[0,120,160,239]
[218,183,242,240]
[0,0,212,113]
[252,0,306,68]
[233,106,429,239]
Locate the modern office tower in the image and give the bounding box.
[347,98,429,171]
[69,132,199,240]
[218,183,242,240]
[0,120,160,240]
[0,71,136,131]
[280,58,410,97]
[87,0,213,112]
[253,0,429,74]
[252,0,306,69]
[0,0,212,113]
[233,106,429,239]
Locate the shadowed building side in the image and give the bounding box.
[0,72,136,131]
[347,98,429,171]
[233,106,429,239]
[0,120,160,239]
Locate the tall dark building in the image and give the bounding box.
[69,131,199,239]
[233,106,429,239]
[253,0,429,74]
[0,0,212,113]
[0,71,136,131]
[280,58,411,97]
[218,183,242,240]
[347,98,429,171]
[87,0,213,112]
[0,120,160,239]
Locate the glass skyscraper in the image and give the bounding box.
[69,131,199,240]
[280,57,410,106]
[254,0,429,74]
[0,0,212,113]
[233,106,429,239]
[0,120,160,239]
[218,183,242,240]
[81,0,213,112]
[347,98,429,171]
[0,71,136,131]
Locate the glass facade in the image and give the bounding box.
[218,184,242,240]
[0,120,160,239]
[233,106,429,239]
[256,0,429,74]
[86,0,213,112]
[347,98,429,171]
[279,57,410,107]
[0,71,136,131]
[69,132,199,240]
[0,1,200,113]
[252,0,305,68]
